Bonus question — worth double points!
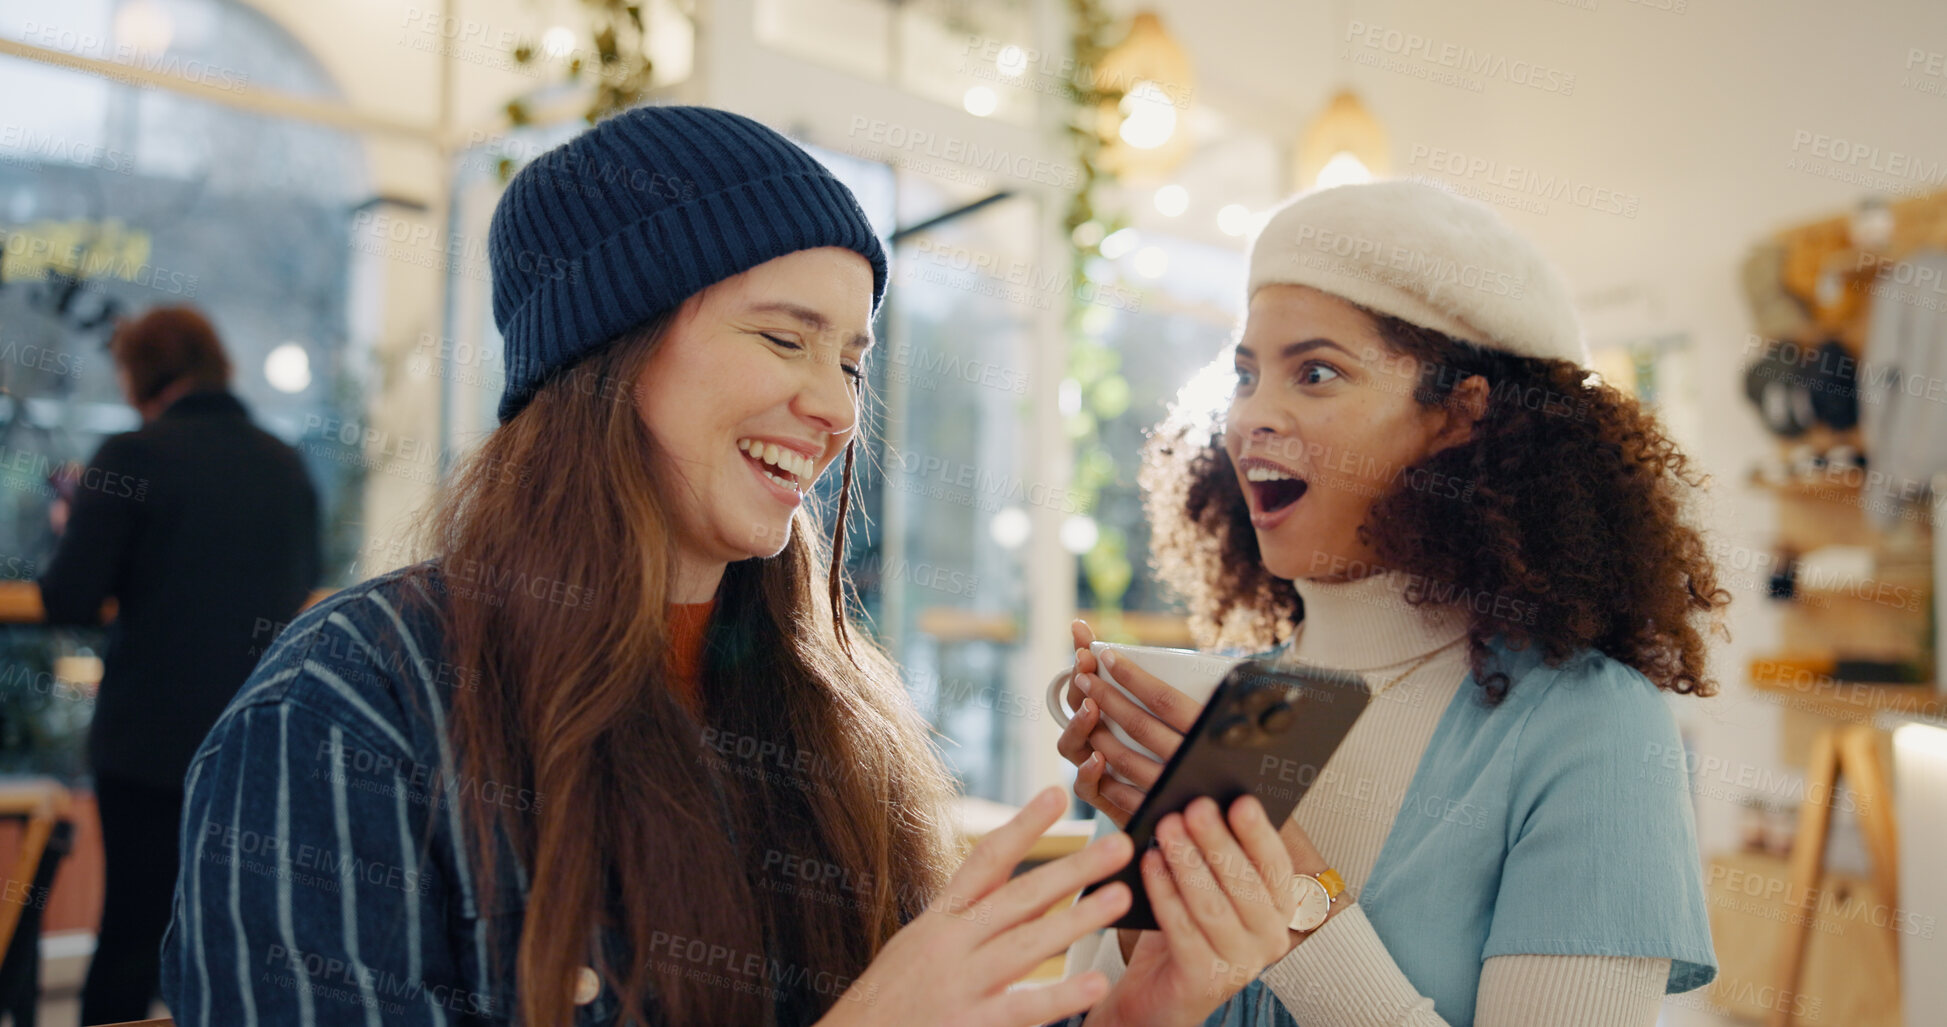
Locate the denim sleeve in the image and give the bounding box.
[162,698,476,1025]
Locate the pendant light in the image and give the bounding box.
[1295,89,1390,192]
[1094,12,1195,180]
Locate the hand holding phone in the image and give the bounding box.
[1082,793,1302,1027]
[1081,659,1370,931]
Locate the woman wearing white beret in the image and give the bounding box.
[1057,179,1724,1026]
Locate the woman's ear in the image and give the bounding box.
[1432,374,1490,451]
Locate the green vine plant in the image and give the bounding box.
[497,0,660,181]
[1062,0,1137,644]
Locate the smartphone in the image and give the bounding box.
[1081,659,1370,931]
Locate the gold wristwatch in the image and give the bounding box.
[1287,868,1346,933]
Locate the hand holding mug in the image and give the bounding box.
[1053,620,1209,827]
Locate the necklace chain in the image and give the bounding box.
[1277,635,1468,696]
[1348,636,1468,697]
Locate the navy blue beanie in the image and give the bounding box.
[487,105,889,424]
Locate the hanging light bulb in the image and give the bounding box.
[265,343,312,394]
[1060,515,1099,554]
[1117,82,1177,149]
[541,26,578,59]
[990,507,1031,549]
[963,86,999,117]
[995,44,1028,78]
[1296,89,1390,192]
[1314,151,1373,190]
[1099,228,1141,260]
[1217,204,1254,237]
[1094,12,1195,178]
[1153,184,1189,216]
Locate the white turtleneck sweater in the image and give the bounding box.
[1069,570,1669,1026]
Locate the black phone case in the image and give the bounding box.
[1080,659,1371,931]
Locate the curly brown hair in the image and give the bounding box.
[1139,305,1731,702]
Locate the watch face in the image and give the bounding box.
[1288,876,1330,932]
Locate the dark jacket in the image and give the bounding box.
[38,388,321,789]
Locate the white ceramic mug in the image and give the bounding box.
[1045,642,1246,777]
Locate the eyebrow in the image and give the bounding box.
[747,301,873,351]
[1234,338,1355,361]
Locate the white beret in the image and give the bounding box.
[1246,180,1588,366]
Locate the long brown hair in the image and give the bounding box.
[406,311,955,1024]
[1141,304,1731,702]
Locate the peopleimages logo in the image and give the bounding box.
[0,125,134,174]
[1907,47,1947,96]
[0,338,86,378]
[1283,223,1526,299]
[1341,20,1575,95]
[1,223,199,297]
[1789,130,1947,178]
[19,20,251,93]
[1786,130,1947,198]
[1405,145,1640,218]
[846,117,1080,190]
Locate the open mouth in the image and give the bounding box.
[1245,466,1308,514]
[738,438,812,495]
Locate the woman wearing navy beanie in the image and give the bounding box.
[161,105,1295,1026]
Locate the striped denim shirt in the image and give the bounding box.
[161,562,1101,1026]
[160,564,596,1026]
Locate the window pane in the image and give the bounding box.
[868,173,1040,800]
[0,0,365,780]
[894,0,1035,124]
[1083,233,1245,615]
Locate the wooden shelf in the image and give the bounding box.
[0,582,42,623]
[915,606,1195,648]
[951,795,1093,863]
[1748,474,1870,503]
[1793,574,1931,609]
[1750,656,1941,718]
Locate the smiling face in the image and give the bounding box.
[1224,284,1479,582]
[634,247,874,588]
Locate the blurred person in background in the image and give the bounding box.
[39,305,321,1024]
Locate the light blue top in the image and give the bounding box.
[1095,637,1718,1026]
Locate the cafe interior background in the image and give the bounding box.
[0,0,1944,1023]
